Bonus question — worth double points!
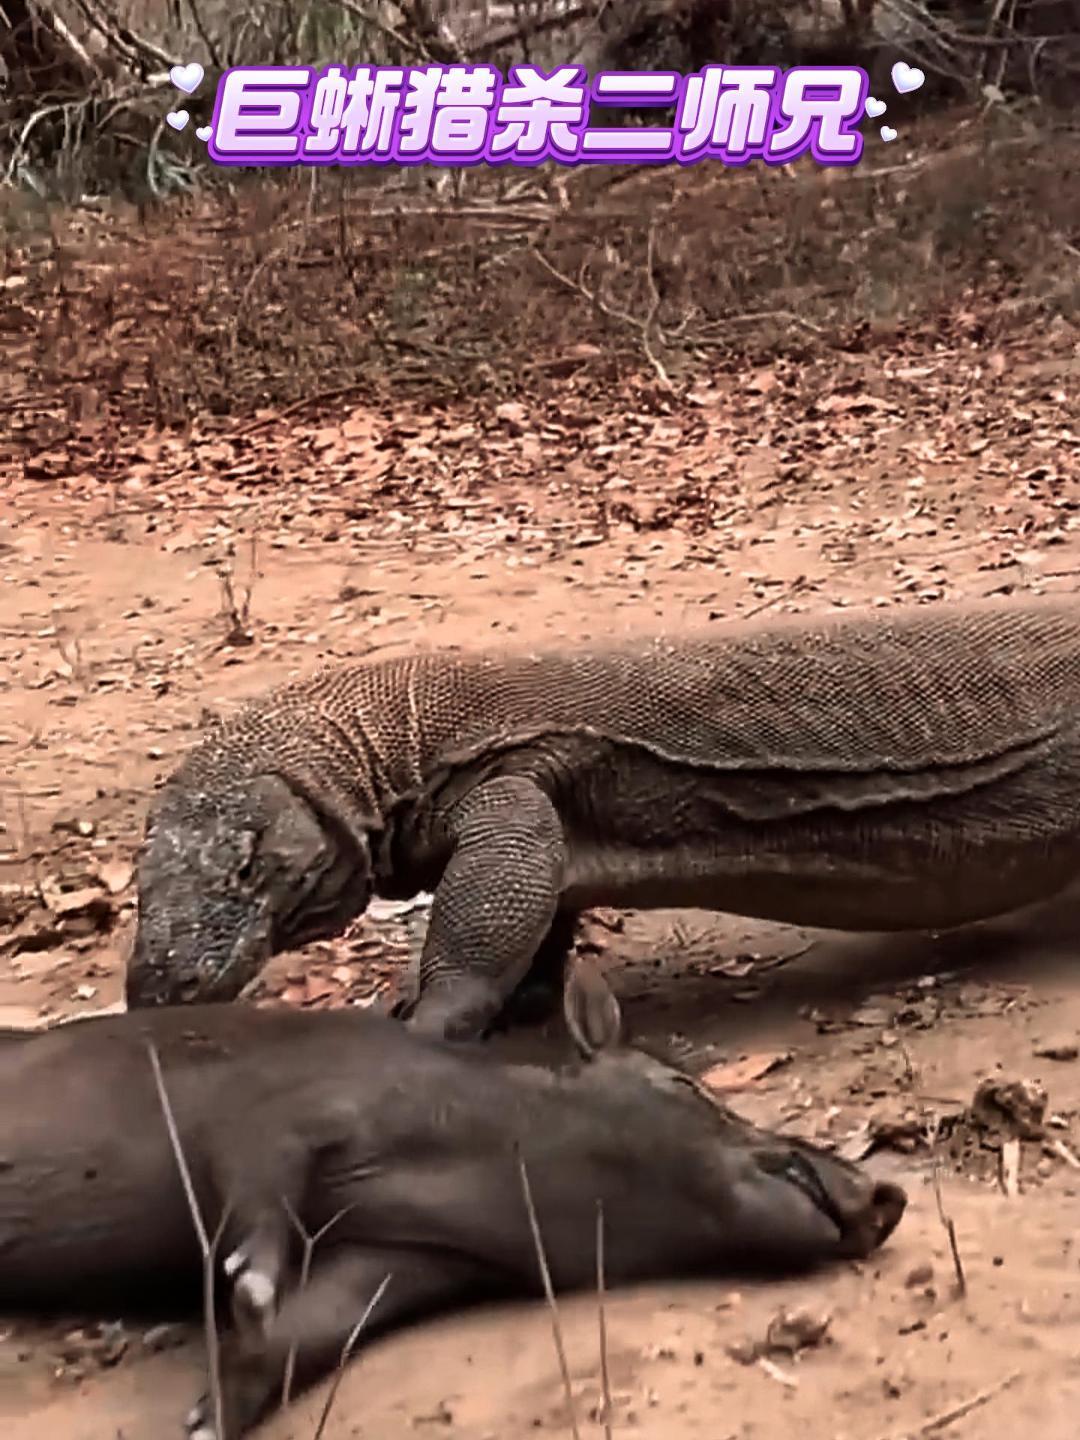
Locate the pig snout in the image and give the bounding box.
[737,1147,908,1266]
[835,1179,907,1259]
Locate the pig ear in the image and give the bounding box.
[563,956,622,1059]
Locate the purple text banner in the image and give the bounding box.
[207,64,871,169]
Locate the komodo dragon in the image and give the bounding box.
[127,594,1080,1041]
[1,960,905,1440]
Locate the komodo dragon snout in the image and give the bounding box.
[127,772,370,1007]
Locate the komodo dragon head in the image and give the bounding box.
[126,773,371,1008]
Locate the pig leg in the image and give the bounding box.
[186,1245,490,1440]
[201,1122,318,1338]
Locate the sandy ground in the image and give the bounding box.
[4,299,1080,1438]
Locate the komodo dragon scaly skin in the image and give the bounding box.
[127,595,1080,1040]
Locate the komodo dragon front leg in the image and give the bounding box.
[396,775,571,1042]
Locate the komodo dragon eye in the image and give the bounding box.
[234,851,257,884]
[229,831,259,886]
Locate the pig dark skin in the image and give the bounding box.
[0,960,906,1439]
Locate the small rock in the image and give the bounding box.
[412,1399,454,1425]
[49,815,93,837]
[97,860,133,895]
[3,914,64,954]
[850,1005,893,1027]
[726,1306,830,1367]
[141,1322,188,1352]
[1034,1038,1079,1062]
[764,1306,831,1356]
[96,1322,128,1367]
[905,1263,934,1288]
[726,1337,760,1365]
[971,1076,1047,1141]
[642,1341,679,1362]
[49,886,108,918]
[494,401,528,432]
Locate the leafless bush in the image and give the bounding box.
[6,102,1077,420]
[874,0,1080,105]
[3,0,1077,206]
[215,533,258,647]
[3,0,1078,418]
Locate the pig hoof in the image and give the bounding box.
[185,1398,216,1439]
[232,1266,276,1337]
[223,1246,248,1279]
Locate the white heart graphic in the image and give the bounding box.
[880,125,898,143]
[170,62,205,95]
[196,126,212,142]
[166,110,189,132]
[891,61,925,95]
[865,96,887,118]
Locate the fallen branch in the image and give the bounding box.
[64,0,179,72]
[595,1199,613,1440]
[279,1198,358,1408]
[873,1368,1022,1440]
[472,2,595,59]
[530,239,674,392]
[147,1040,228,1440]
[311,1273,393,1440]
[928,1118,967,1298]
[214,532,259,648]
[517,1149,582,1440]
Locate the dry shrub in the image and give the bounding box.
[3,75,1077,424]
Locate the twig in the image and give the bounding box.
[184,0,222,70]
[840,131,1043,185]
[517,1150,582,1440]
[311,1273,392,1440]
[1000,1136,1021,1197]
[741,577,810,621]
[1047,1136,1080,1169]
[638,221,671,389]
[696,308,827,339]
[332,0,438,60]
[927,1118,967,1298]
[530,245,673,391]
[4,100,86,186]
[873,1368,1022,1439]
[472,3,594,59]
[279,1199,358,1408]
[65,0,180,70]
[233,384,370,437]
[214,532,258,647]
[147,1041,227,1440]
[757,1354,798,1387]
[595,1200,613,1439]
